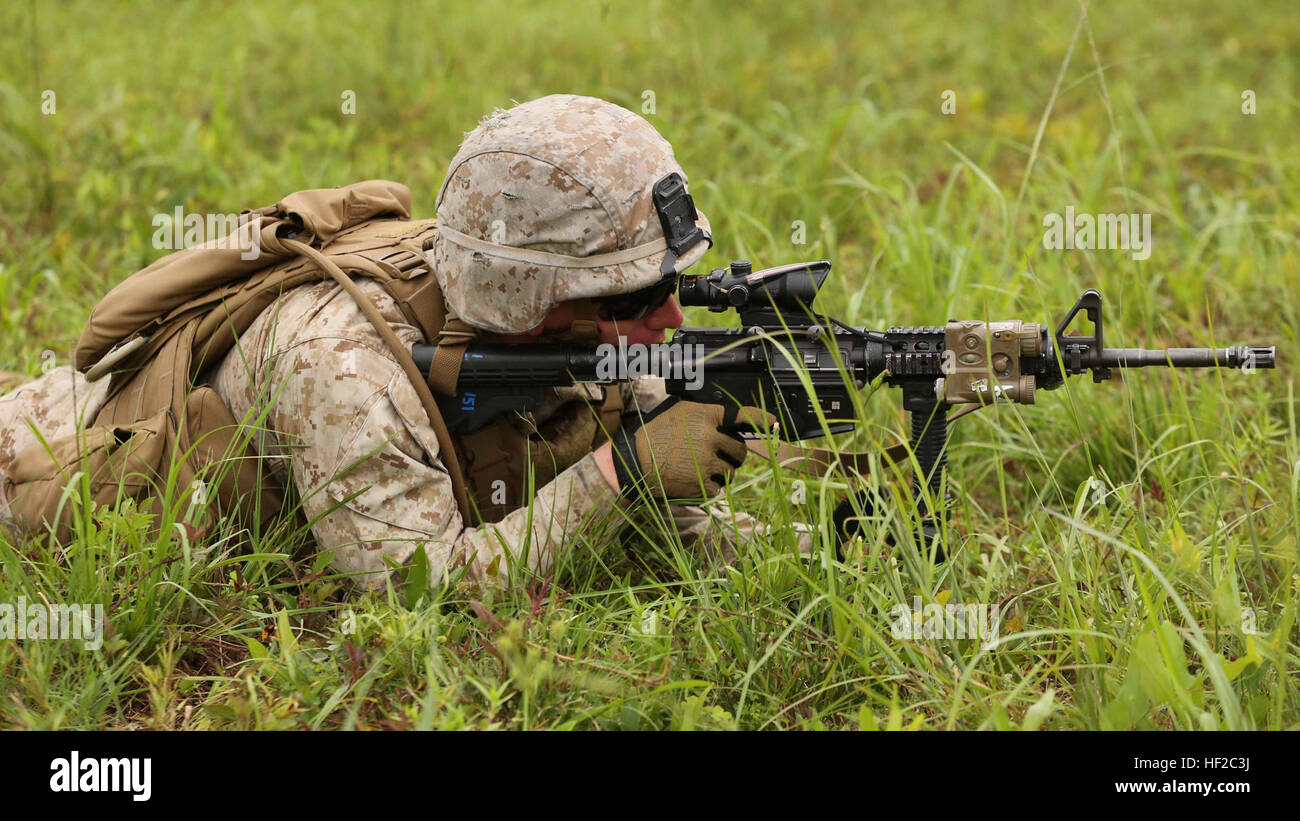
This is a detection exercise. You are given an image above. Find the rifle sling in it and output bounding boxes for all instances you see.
[744,439,907,477]
[742,402,983,478]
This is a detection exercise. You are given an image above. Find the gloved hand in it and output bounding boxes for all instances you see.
[832,486,885,550]
[831,486,949,561]
[610,397,776,500]
[832,488,873,545]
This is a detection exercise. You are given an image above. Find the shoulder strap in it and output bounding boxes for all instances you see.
[426,314,477,397]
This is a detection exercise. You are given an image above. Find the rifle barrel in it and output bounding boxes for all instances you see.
[1099,346,1275,369]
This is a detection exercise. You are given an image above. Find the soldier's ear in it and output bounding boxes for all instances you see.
[537,302,576,333]
[516,308,564,337]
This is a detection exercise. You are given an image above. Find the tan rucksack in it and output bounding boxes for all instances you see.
[5,180,471,542]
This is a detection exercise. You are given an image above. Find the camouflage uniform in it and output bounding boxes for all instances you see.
[0,289,809,587]
[0,94,812,589]
[0,366,111,509]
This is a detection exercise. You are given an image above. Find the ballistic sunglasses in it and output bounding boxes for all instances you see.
[595,276,679,321]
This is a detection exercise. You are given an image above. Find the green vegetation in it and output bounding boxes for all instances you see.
[0,0,1296,729]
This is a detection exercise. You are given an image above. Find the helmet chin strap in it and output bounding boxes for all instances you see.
[557,298,601,345]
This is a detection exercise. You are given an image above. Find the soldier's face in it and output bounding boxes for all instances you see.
[510,296,684,346]
[598,294,684,346]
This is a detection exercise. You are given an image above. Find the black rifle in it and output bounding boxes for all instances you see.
[413,260,1275,538]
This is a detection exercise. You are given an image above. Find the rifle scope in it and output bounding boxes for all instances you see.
[678,259,830,314]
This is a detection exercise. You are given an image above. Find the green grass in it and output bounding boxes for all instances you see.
[1,0,1297,729]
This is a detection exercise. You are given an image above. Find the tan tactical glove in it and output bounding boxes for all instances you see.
[611,397,777,500]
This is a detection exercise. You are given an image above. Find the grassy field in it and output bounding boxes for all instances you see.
[1,0,1297,730]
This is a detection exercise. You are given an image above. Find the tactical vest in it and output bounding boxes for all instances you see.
[4,181,618,542]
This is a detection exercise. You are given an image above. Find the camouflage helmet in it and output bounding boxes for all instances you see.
[430,94,712,335]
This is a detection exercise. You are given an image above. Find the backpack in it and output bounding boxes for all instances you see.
[5,181,472,541]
